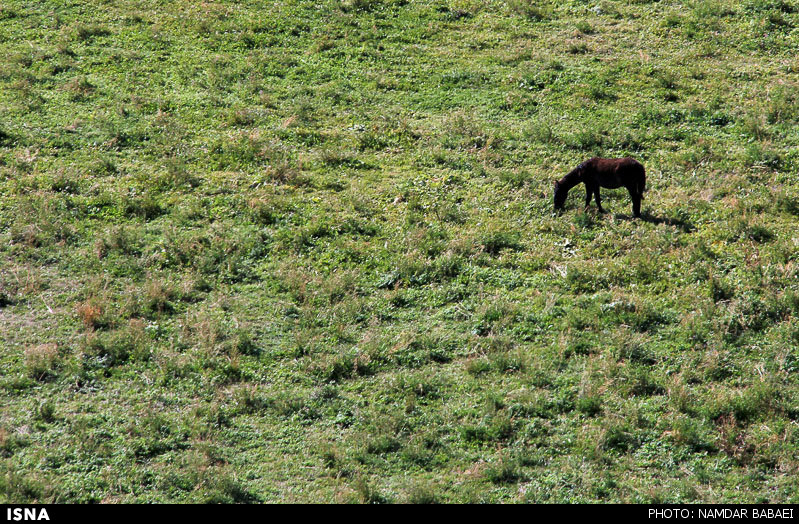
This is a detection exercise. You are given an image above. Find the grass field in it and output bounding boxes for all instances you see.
[1,0,799,503]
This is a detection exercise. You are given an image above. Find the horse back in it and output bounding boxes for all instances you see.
[590,157,644,190]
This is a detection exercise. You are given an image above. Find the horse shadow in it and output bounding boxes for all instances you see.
[613,210,694,232]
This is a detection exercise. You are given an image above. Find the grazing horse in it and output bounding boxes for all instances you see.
[553,157,646,217]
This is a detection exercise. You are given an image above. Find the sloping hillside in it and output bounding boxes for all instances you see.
[1,0,798,502]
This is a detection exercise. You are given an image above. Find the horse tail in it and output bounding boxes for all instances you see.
[637,164,646,198]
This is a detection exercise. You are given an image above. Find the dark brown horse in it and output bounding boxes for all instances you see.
[553,157,646,217]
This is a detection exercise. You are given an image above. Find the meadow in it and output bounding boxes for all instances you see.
[1,0,799,503]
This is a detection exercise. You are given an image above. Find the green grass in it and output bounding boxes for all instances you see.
[1,0,799,503]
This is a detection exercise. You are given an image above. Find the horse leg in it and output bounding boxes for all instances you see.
[627,186,641,217]
[584,184,592,211]
[594,189,606,213]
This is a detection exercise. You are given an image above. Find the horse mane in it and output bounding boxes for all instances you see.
[557,164,584,188]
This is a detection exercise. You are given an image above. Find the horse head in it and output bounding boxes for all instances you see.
[553,180,567,212]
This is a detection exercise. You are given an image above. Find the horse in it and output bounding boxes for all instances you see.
[553,157,646,218]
